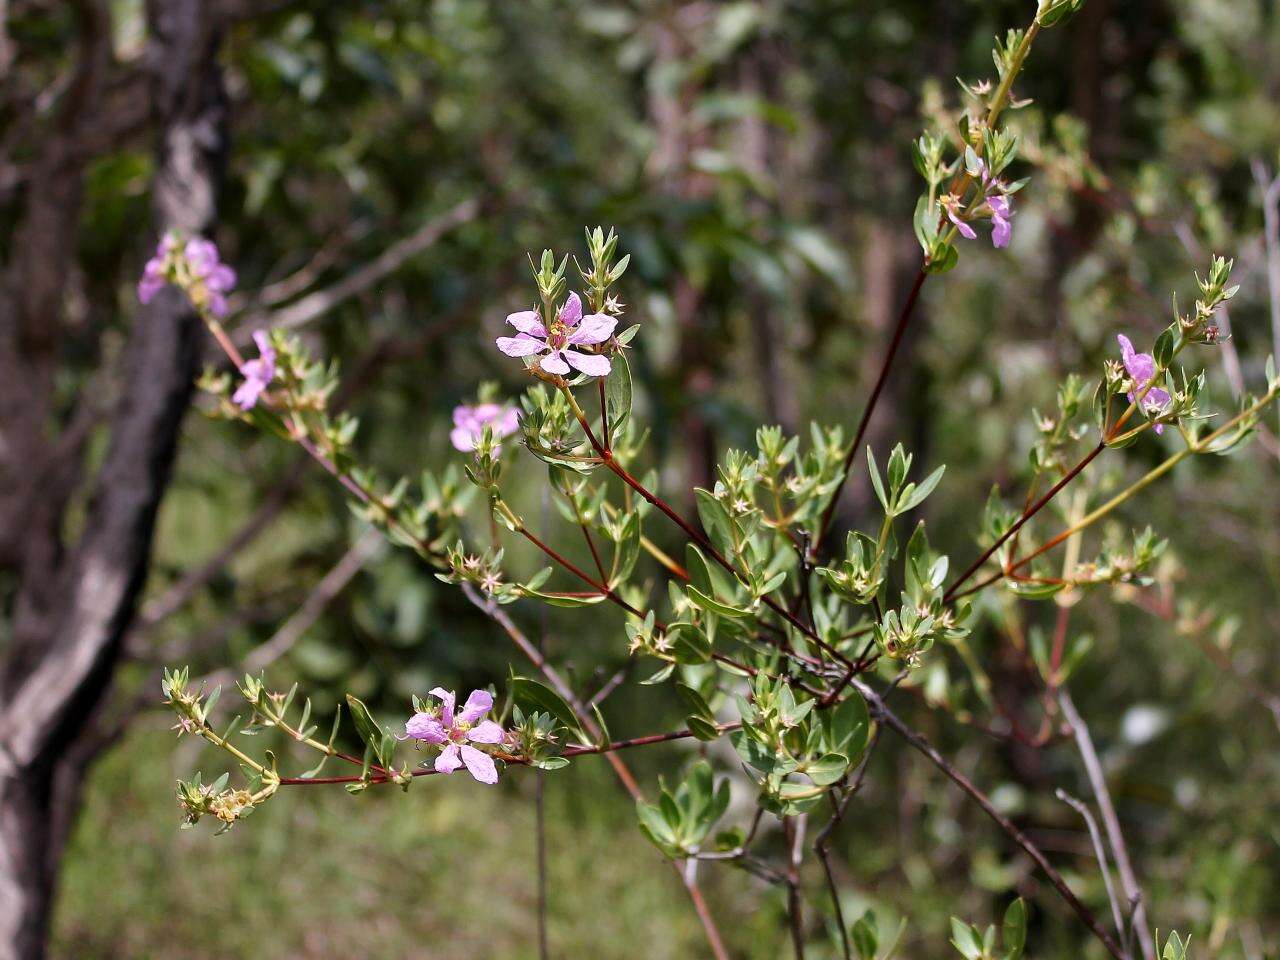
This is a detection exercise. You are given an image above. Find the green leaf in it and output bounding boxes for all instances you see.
[867,447,889,512]
[1002,898,1027,960]
[518,583,609,607]
[925,241,959,274]
[605,351,633,434]
[805,753,849,786]
[688,715,721,741]
[828,691,871,760]
[694,488,734,554]
[345,695,385,758]
[949,919,983,960]
[1007,579,1066,600]
[897,464,946,514]
[687,585,751,619]
[675,683,715,722]
[851,911,878,960]
[670,624,713,664]
[610,511,642,587]
[511,678,588,743]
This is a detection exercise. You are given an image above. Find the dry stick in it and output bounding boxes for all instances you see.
[1251,158,1280,364]
[813,728,883,960]
[1057,691,1155,960]
[459,583,731,960]
[134,452,309,630]
[536,486,551,960]
[233,197,480,340]
[1056,789,1129,955]
[850,678,1126,960]
[814,268,928,553]
[784,816,807,960]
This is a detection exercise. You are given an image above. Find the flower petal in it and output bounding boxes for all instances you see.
[991,216,1012,249]
[252,330,273,361]
[232,379,265,411]
[467,720,505,744]
[568,314,617,345]
[564,350,611,377]
[540,351,570,375]
[429,687,456,727]
[403,713,447,743]
[506,311,547,337]
[450,425,478,452]
[457,689,493,724]
[497,334,546,358]
[558,292,582,327]
[460,744,498,784]
[496,408,520,437]
[435,743,462,774]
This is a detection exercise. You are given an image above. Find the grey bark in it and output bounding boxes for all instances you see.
[0,3,225,956]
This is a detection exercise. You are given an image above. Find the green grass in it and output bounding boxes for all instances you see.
[51,718,788,959]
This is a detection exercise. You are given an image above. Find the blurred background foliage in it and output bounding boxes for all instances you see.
[10,0,1278,955]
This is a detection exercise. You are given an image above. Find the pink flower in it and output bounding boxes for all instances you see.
[945,203,978,241]
[1117,334,1171,434]
[402,687,505,784]
[451,403,520,452]
[989,195,1013,249]
[496,292,615,378]
[232,330,276,411]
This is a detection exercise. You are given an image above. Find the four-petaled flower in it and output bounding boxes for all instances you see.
[1117,334,1171,434]
[451,403,519,453]
[233,330,276,411]
[496,292,616,378]
[402,687,506,784]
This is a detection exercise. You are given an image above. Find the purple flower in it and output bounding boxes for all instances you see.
[402,687,505,785]
[136,233,237,318]
[1117,334,1171,434]
[232,330,276,411]
[451,403,520,453]
[989,195,1013,249]
[496,292,616,378]
[185,238,237,318]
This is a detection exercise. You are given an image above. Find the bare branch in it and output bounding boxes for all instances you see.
[234,198,480,342]
[201,529,383,690]
[1057,789,1129,956]
[1057,690,1155,960]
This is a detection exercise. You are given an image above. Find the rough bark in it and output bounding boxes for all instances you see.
[0,3,225,956]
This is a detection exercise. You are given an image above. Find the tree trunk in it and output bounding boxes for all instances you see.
[0,2,225,956]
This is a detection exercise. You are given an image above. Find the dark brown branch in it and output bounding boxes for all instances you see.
[814,267,927,553]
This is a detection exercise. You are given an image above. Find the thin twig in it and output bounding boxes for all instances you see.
[1057,690,1155,960]
[1056,789,1129,955]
